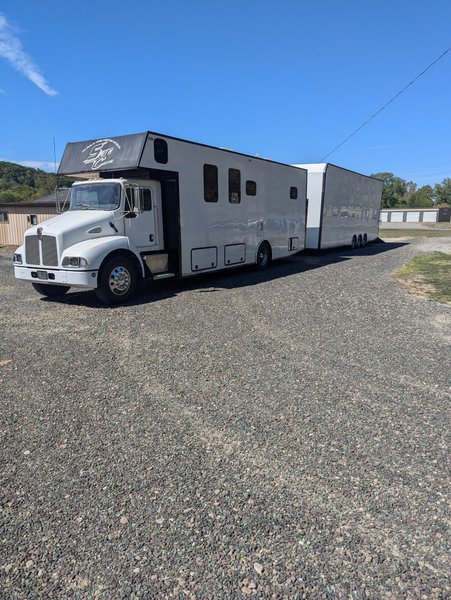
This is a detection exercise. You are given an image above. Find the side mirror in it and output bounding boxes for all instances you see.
[124,211,137,219]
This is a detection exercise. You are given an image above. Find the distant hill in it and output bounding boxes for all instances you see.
[0,161,75,204]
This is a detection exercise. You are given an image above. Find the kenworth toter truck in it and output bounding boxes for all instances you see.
[13,132,308,304]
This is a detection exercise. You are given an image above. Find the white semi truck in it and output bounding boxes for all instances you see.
[13,132,308,304]
[293,163,383,250]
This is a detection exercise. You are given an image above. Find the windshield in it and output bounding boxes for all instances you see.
[70,183,121,211]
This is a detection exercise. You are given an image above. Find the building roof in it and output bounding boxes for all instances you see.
[0,188,70,210]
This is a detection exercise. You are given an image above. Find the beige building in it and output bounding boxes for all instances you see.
[0,189,70,246]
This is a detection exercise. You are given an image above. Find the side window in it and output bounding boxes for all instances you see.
[290,186,298,200]
[125,187,134,211]
[29,215,38,225]
[203,164,218,202]
[141,188,152,211]
[154,138,168,164]
[0,212,8,223]
[246,180,257,196]
[229,168,241,203]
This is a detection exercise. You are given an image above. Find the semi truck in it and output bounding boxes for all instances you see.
[13,132,308,304]
[293,163,382,250]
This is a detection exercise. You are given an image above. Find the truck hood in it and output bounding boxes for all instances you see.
[25,210,122,256]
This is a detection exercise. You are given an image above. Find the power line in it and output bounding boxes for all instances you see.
[320,45,451,161]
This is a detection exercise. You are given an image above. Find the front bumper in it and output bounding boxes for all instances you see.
[14,266,98,289]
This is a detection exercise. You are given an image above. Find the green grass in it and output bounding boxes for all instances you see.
[381,229,451,239]
[395,252,451,304]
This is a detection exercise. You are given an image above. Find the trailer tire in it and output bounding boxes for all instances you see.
[32,283,70,297]
[95,255,138,305]
[362,233,367,247]
[351,235,357,250]
[256,242,272,269]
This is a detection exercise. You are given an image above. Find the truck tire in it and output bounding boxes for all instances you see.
[351,235,357,250]
[357,234,363,248]
[362,233,367,247]
[256,242,272,269]
[32,283,70,297]
[95,255,138,305]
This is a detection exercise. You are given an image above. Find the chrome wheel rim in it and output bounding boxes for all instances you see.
[109,266,131,295]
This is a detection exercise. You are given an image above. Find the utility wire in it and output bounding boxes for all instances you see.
[320,45,451,161]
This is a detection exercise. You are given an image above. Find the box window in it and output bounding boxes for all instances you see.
[290,186,298,200]
[154,138,168,164]
[203,164,218,203]
[0,212,8,223]
[246,180,257,196]
[229,169,241,203]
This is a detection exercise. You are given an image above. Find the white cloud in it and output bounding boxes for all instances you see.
[0,13,57,96]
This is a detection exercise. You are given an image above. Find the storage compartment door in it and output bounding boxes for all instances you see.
[224,244,246,266]
[191,247,217,271]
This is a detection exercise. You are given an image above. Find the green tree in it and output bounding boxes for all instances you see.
[433,178,451,205]
[370,172,408,208]
[409,185,434,207]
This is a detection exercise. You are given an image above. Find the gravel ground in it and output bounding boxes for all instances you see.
[1,239,450,599]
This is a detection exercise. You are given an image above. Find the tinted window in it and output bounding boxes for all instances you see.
[154,138,168,164]
[246,180,257,196]
[229,169,241,203]
[203,164,218,202]
[29,215,38,225]
[290,186,298,199]
[141,188,152,211]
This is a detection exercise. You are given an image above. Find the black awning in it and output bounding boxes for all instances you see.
[58,133,148,175]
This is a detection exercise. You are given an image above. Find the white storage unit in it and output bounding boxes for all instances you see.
[406,211,420,222]
[390,212,404,223]
[380,211,388,222]
[422,211,437,222]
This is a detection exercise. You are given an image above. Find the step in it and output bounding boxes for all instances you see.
[152,272,175,280]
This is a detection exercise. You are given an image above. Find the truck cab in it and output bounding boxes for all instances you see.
[13,177,167,304]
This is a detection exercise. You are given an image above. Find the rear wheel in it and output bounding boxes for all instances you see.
[32,283,70,297]
[357,234,363,248]
[95,255,138,305]
[351,235,357,250]
[362,233,367,247]
[256,242,271,269]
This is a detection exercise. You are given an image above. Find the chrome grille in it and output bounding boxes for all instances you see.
[42,235,58,266]
[25,235,40,265]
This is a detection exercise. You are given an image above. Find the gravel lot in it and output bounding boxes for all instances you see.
[1,239,450,599]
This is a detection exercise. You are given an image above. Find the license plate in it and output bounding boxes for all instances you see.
[37,270,48,280]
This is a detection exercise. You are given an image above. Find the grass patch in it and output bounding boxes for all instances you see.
[395,252,451,305]
[381,229,451,239]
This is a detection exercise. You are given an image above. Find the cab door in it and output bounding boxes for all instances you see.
[125,185,158,249]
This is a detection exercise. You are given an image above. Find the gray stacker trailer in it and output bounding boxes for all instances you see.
[13,132,307,304]
[293,163,383,250]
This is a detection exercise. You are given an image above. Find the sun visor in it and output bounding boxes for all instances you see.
[58,133,148,175]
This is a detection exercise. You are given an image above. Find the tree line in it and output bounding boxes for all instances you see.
[0,161,75,203]
[1,160,450,209]
[370,172,451,209]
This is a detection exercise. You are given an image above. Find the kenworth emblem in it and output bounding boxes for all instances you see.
[81,139,121,170]
[36,227,43,241]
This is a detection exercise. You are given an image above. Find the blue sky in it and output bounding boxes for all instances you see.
[0,0,450,186]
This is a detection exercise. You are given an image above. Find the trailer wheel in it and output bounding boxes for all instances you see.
[32,283,70,297]
[362,233,367,247]
[351,235,357,250]
[95,255,138,305]
[357,234,363,248]
[256,242,271,269]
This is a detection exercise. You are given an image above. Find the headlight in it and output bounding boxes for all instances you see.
[62,256,88,268]
[13,253,23,264]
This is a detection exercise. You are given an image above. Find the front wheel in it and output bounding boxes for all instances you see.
[32,283,70,297]
[256,242,272,269]
[95,255,138,305]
